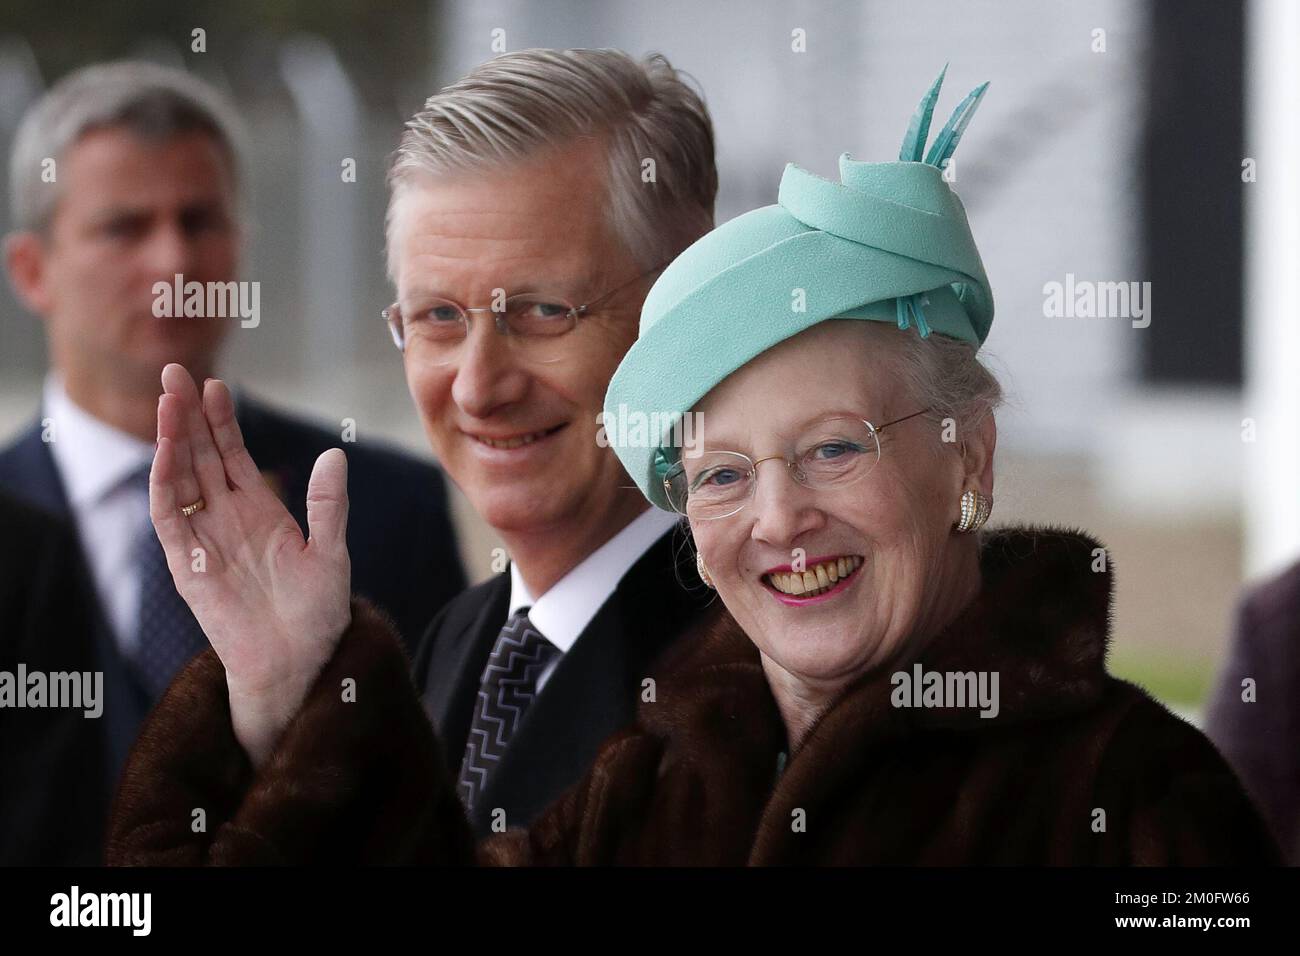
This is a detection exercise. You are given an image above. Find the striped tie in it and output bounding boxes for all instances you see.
[457,609,559,813]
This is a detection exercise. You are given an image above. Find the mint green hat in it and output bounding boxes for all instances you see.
[604,67,994,511]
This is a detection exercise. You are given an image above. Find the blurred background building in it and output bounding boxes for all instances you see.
[1,0,1297,717]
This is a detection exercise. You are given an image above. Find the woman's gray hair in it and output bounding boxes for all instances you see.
[386,48,717,276]
[877,322,1004,432]
[9,60,246,233]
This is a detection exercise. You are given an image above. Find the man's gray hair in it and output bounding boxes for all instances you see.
[9,60,246,232]
[387,48,717,276]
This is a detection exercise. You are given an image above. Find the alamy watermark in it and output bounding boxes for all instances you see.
[596,405,705,458]
[50,886,150,935]
[152,273,260,328]
[891,663,1000,719]
[1042,273,1151,328]
[0,665,102,718]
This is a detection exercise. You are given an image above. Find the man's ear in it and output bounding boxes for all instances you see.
[961,411,997,498]
[5,230,54,316]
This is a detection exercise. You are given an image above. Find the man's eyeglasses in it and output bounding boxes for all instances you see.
[382,263,666,365]
[663,409,932,520]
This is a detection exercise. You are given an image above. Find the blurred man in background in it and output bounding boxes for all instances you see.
[0,61,465,864]
[1206,562,1300,864]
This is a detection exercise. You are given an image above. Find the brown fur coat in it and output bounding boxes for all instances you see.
[106,527,1280,865]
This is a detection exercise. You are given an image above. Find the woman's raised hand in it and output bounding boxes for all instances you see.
[149,363,352,766]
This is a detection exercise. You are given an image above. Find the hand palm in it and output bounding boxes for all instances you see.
[177,473,346,692]
[150,364,351,752]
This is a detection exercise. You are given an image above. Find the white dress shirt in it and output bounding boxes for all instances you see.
[508,506,680,692]
[42,375,156,654]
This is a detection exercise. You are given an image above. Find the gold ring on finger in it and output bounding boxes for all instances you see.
[179,497,206,518]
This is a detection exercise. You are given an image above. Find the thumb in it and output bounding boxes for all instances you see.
[305,447,349,552]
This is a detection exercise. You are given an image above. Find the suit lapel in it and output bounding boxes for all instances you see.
[471,589,633,831]
[419,574,511,774]
[0,420,75,517]
[471,523,716,832]
[231,396,300,519]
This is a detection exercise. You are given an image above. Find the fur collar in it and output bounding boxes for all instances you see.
[640,525,1114,759]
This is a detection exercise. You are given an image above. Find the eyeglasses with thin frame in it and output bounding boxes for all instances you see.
[663,408,933,520]
[382,263,667,365]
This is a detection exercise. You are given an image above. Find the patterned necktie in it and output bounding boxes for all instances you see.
[129,466,211,700]
[457,609,560,813]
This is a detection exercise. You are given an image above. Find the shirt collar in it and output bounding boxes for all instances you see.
[507,506,681,653]
[42,374,156,507]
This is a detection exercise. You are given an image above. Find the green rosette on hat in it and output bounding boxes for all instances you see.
[605,66,995,511]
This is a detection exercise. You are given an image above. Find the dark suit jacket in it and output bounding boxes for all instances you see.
[412,520,718,837]
[0,391,466,865]
[1205,558,1300,864]
[0,491,106,865]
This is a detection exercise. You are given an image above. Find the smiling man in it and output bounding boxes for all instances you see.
[386,50,721,833]
[390,138,663,598]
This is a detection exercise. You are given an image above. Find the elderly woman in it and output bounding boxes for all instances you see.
[107,73,1277,865]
